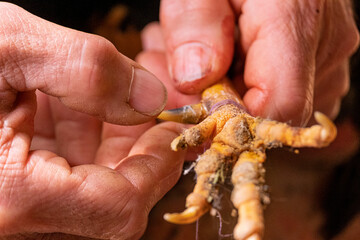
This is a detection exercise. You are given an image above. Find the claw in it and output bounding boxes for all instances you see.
[157,103,208,124]
[163,206,207,224]
[314,111,337,145]
[247,234,262,240]
[160,79,337,240]
[255,111,337,148]
[170,135,185,151]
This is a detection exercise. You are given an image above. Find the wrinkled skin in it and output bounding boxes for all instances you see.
[1,0,359,239]
[136,1,359,238]
[0,3,186,240]
[138,0,359,126]
[158,79,337,240]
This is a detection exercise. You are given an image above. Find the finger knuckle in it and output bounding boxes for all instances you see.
[75,36,118,95]
[0,3,42,91]
[108,194,148,239]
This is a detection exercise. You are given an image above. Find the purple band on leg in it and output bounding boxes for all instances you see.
[209,99,248,115]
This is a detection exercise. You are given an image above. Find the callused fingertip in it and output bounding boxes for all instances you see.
[128,67,167,117]
[171,42,213,90]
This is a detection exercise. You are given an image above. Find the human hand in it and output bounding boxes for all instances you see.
[0,3,186,239]
[141,0,359,126]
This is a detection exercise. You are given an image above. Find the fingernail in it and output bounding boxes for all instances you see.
[129,68,167,116]
[171,43,213,83]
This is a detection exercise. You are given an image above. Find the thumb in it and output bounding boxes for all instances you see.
[237,0,319,126]
[0,2,166,125]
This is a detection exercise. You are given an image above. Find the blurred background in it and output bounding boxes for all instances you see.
[5,1,360,239]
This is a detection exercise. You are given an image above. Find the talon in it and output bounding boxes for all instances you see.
[163,206,206,224]
[157,103,208,124]
[314,111,337,145]
[171,135,186,151]
[245,233,262,240]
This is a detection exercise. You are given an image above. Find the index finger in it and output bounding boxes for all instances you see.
[160,0,235,93]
